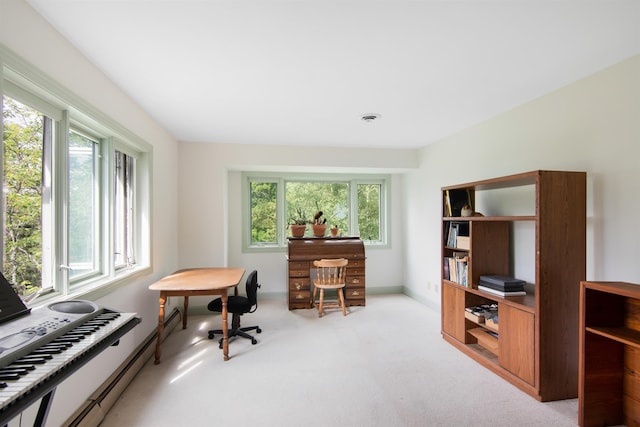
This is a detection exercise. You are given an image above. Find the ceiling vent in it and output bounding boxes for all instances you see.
[361,114,380,122]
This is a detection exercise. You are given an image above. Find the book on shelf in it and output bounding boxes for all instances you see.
[444,190,452,217]
[445,254,469,287]
[478,279,524,292]
[478,285,526,297]
[479,275,526,288]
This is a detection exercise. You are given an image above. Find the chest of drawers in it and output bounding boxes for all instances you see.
[287,237,366,310]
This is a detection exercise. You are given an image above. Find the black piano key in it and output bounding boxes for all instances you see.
[68,329,93,336]
[41,343,67,348]
[16,354,52,362]
[0,373,22,381]
[13,359,46,365]
[0,368,29,374]
[85,320,108,325]
[41,343,71,350]
[9,361,38,368]
[37,348,66,354]
[31,348,63,355]
[57,336,81,343]
[75,330,99,335]
[0,382,7,388]
[101,313,120,320]
[8,365,35,371]
[50,340,74,347]
[61,334,86,340]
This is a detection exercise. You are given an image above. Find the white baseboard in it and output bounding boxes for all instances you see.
[64,308,182,427]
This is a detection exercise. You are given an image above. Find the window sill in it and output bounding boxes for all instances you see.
[244,240,389,253]
[28,265,151,309]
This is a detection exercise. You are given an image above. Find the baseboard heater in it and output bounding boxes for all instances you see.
[65,308,182,427]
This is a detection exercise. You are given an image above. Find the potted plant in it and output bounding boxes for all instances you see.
[330,225,339,237]
[311,203,327,237]
[288,208,309,237]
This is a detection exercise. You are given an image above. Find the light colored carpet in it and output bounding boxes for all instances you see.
[100,294,578,427]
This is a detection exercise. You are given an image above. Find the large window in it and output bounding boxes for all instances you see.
[244,173,389,249]
[1,48,151,304]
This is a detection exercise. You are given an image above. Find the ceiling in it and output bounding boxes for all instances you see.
[27,0,640,149]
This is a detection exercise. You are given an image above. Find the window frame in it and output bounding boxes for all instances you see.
[242,172,390,252]
[1,45,152,307]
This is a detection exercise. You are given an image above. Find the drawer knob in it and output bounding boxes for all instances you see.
[296,294,305,300]
[352,291,360,296]
[295,283,302,290]
[351,278,360,284]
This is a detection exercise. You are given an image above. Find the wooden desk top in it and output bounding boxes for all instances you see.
[148,268,245,292]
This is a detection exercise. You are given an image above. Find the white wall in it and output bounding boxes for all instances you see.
[403,54,640,308]
[1,1,180,425]
[177,142,417,307]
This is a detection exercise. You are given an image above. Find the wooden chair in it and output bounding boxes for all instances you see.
[312,258,348,317]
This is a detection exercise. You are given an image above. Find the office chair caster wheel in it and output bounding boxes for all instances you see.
[218,341,223,349]
[251,338,257,345]
[208,331,214,339]
[257,327,262,333]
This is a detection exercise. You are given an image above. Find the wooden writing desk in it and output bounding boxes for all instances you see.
[287,237,365,310]
[148,267,245,363]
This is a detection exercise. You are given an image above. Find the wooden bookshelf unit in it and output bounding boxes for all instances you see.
[579,281,640,427]
[441,170,586,401]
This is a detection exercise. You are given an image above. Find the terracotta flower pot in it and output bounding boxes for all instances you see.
[290,224,306,237]
[330,227,339,237]
[312,224,327,237]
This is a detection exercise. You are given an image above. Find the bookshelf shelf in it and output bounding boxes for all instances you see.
[441,170,586,402]
[585,326,640,348]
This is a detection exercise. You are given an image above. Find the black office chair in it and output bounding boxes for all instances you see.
[207,270,262,348]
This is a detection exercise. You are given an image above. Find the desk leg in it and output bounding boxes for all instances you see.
[183,296,189,329]
[154,292,167,365]
[221,290,229,361]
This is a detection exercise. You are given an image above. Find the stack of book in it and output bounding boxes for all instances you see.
[478,275,526,297]
[444,253,469,287]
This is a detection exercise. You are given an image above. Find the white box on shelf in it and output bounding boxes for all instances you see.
[456,236,470,250]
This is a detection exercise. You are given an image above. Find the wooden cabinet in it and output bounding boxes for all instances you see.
[442,284,465,342]
[579,281,640,427]
[287,237,365,310]
[499,304,535,386]
[441,170,586,401]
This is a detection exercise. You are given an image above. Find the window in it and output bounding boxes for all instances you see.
[250,180,277,245]
[244,173,389,250]
[68,130,99,280]
[114,150,135,270]
[1,47,151,304]
[2,97,50,298]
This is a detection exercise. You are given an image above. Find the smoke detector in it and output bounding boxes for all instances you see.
[361,113,380,122]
